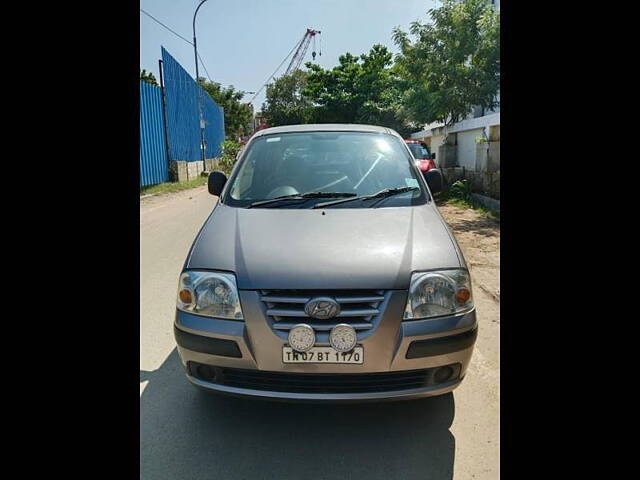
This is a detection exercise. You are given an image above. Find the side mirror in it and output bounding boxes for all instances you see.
[208,170,228,196]
[430,152,436,160]
[424,168,443,194]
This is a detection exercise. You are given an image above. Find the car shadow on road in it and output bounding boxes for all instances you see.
[446,216,500,238]
[141,349,456,480]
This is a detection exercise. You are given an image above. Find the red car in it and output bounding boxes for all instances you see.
[405,139,436,173]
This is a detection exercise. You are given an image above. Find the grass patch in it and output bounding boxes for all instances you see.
[140,175,208,197]
[438,180,500,221]
[442,195,500,221]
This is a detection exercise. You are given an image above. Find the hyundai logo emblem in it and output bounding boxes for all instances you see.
[304,297,340,320]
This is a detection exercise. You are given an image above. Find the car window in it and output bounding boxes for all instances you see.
[229,154,255,199]
[407,143,430,159]
[225,131,426,208]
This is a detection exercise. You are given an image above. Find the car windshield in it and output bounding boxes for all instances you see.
[407,143,430,159]
[225,131,427,208]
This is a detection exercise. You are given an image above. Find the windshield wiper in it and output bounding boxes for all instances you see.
[311,187,419,209]
[247,191,356,208]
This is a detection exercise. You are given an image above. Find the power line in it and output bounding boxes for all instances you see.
[141,8,305,104]
[140,8,193,46]
[197,52,212,82]
[247,32,306,105]
[140,8,242,93]
[141,8,213,81]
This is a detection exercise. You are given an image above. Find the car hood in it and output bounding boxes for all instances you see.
[187,203,463,290]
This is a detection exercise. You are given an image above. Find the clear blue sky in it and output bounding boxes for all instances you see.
[140,0,438,110]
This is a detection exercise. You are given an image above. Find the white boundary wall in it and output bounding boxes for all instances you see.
[410,113,500,169]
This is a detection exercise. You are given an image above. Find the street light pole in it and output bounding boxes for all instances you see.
[193,0,209,170]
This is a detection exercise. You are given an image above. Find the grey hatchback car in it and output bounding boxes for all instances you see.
[174,124,477,402]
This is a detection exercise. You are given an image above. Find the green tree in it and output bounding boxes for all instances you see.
[140,69,158,86]
[219,140,242,175]
[392,0,500,126]
[197,78,253,140]
[262,70,314,126]
[303,45,414,136]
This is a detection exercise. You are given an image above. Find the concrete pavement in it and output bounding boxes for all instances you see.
[140,187,499,480]
[140,186,216,395]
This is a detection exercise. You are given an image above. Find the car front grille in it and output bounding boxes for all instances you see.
[260,289,387,336]
[189,365,461,394]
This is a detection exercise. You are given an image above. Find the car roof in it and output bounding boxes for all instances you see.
[252,123,398,138]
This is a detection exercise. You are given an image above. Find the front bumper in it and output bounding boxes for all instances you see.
[174,290,477,402]
[187,372,464,403]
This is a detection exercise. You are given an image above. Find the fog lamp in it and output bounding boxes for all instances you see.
[434,366,454,384]
[288,324,315,352]
[329,324,357,352]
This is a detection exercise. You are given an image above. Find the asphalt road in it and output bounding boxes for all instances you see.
[140,186,500,480]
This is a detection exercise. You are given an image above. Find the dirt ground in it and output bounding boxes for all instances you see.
[437,200,500,479]
[439,202,500,306]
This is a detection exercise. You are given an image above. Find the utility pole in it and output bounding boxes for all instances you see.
[193,0,209,170]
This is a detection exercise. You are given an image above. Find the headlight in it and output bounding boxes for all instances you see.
[404,269,473,320]
[176,271,243,320]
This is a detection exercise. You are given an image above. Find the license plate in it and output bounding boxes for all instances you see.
[282,346,364,364]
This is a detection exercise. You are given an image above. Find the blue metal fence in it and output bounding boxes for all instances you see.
[140,81,169,187]
[161,47,225,161]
